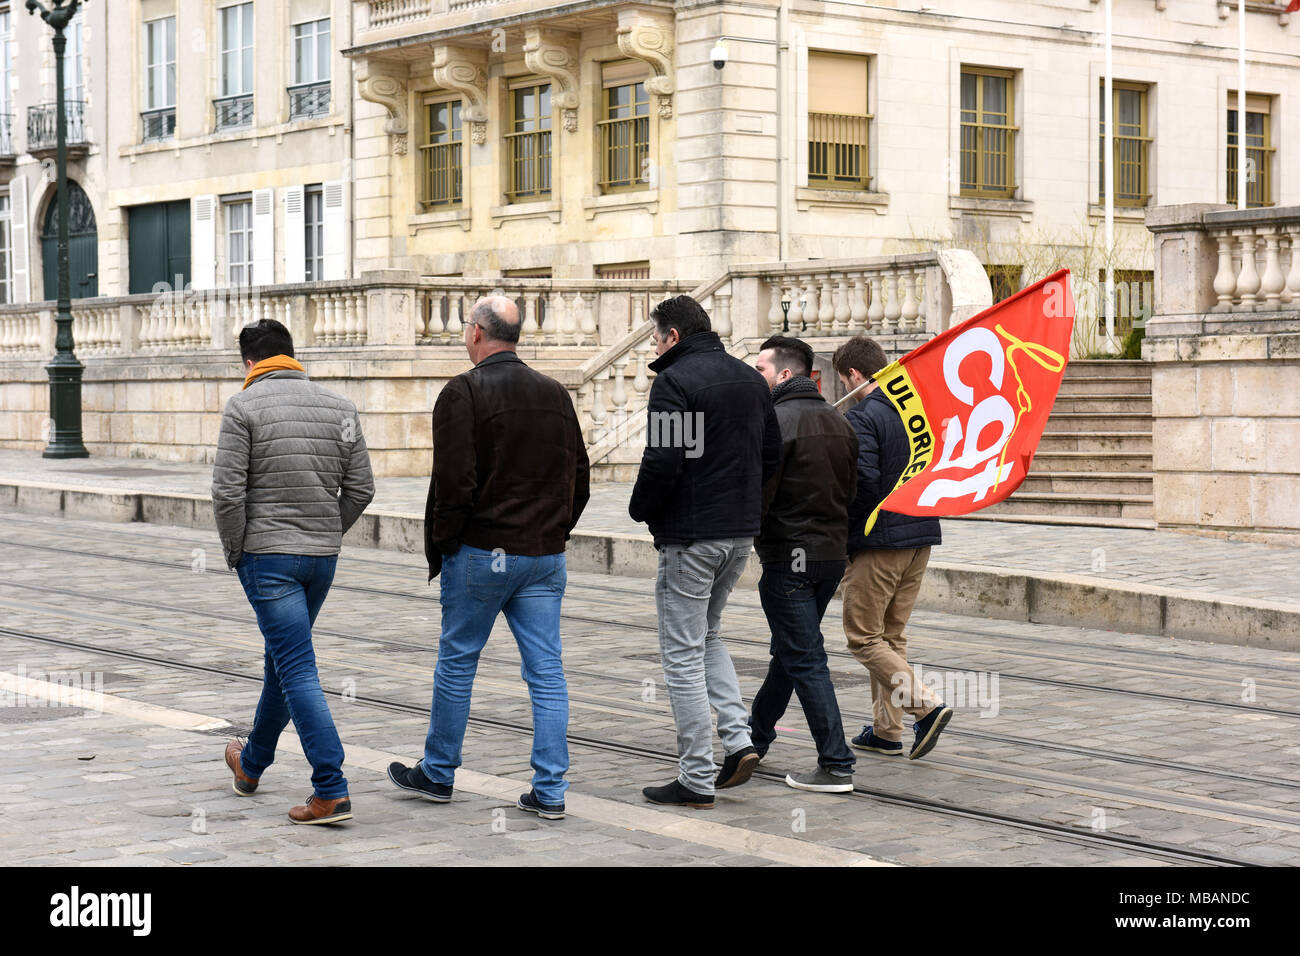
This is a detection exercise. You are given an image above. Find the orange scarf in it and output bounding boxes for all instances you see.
[243,355,306,390]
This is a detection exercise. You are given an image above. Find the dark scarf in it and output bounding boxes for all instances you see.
[771,375,821,402]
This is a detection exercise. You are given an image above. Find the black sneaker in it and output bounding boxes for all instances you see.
[716,746,760,789]
[785,767,854,793]
[910,705,953,760]
[517,789,565,821]
[387,761,452,802]
[642,780,714,809]
[851,725,903,756]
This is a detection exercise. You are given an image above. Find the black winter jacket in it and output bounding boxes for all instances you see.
[756,385,859,565]
[628,332,781,545]
[845,387,942,552]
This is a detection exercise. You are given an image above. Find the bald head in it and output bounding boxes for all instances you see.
[470,296,521,345]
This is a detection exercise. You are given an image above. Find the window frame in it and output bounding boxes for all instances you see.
[292,18,331,86]
[219,2,254,99]
[1098,81,1151,208]
[598,80,651,193]
[304,184,324,282]
[959,66,1019,199]
[223,194,253,287]
[0,193,11,305]
[1226,96,1275,208]
[505,81,553,204]
[421,96,464,209]
[806,51,872,191]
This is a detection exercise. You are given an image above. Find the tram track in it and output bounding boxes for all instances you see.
[0,621,1263,868]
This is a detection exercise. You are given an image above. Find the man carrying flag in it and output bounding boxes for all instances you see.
[833,336,952,761]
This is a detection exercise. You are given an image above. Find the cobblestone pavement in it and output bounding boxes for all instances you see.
[2,514,1300,866]
[1,448,1297,607]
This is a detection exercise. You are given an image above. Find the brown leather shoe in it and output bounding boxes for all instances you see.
[289,794,353,825]
[225,739,259,796]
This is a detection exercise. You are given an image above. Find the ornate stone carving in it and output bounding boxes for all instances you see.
[617,9,674,119]
[522,28,581,132]
[432,45,490,145]
[357,60,409,155]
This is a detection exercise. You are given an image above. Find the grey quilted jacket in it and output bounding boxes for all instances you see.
[211,369,375,569]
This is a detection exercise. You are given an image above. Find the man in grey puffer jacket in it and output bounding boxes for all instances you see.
[212,318,374,825]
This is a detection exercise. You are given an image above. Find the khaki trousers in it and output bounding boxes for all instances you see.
[842,546,939,742]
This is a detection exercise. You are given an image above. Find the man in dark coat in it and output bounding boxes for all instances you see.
[834,336,953,761]
[749,335,858,793]
[629,295,781,808]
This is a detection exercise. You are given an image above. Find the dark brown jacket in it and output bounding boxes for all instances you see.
[424,352,589,577]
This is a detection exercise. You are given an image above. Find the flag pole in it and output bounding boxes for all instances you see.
[1103,0,1116,354]
[833,378,873,409]
[1237,0,1246,211]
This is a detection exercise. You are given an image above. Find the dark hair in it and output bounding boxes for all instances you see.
[759,335,814,378]
[470,299,521,345]
[832,336,888,380]
[651,295,711,342]
[239,319,295,364]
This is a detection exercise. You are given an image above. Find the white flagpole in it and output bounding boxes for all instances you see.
[833,378,873,409]
[1237,0,1247,211]
[1104,0,1116,354]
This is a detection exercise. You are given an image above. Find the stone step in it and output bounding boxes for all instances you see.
[951,511,1156,530]
[1031,451,1152,473]
[1019,471,1153,496]
[592,462,641,482]
[1049,394,1152,415]
[1043,412,1153,433]
[1063,360,1153,378]
[1038,432,1152,453]
[984,491,1154,520]
[1057,377,1152,397]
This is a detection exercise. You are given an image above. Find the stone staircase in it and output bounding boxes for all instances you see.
[977,359,1154,526]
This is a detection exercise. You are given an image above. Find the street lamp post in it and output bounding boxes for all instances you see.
[28,0,88,459]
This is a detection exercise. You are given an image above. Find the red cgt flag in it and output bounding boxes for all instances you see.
[1290,1,1300,13]
[862,270,1075,535]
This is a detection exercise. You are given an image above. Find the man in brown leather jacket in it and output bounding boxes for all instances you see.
[387,296,589,821]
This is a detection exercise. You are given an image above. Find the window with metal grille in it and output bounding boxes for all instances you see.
[808,52,871,190]
[1096,269,1152,338]
[961,68,1018,198]
[506,83,551,202]
[599,81,649,191]
[143,17,176,142]
[1227,95,1274,208]
[422,99,463,207]
[290,18,330,119]
[1098,82,1150,207]
[224,196,253,286]
[304,184,324,281]
[596,261,650,280]
[985,264,1021,304]
[217,2,253,131]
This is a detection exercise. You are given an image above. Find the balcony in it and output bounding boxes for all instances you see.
[0,113,13,164]
[289,82,331,120]
[26,101,88,160]
[141,107,176,143]
[214,94,253,132]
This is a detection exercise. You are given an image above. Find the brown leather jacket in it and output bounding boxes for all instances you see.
[424,352,590,577]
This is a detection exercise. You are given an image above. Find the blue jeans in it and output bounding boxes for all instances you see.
[749,560,855,775]
[236,553,348,799]
[420,545,570,804]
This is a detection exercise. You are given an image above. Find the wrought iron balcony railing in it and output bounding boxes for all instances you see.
[289,82,331,120]
[214,93,254,131]
[141,107,176,143]
[27,101,87,152]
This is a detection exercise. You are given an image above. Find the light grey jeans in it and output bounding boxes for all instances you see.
[655,538,754,795]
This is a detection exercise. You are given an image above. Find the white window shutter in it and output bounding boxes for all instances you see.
[192,194,216,290]
[282,186,305,284]
[10,175,29,304]
[322,179,347,281]
[252,187,275,286]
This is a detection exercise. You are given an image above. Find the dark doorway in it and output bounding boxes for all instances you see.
[128,200,191,294]
[40,180,99,300]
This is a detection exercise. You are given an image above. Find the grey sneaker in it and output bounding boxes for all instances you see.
[784,767,854,793]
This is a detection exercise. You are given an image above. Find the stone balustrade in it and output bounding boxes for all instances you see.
[366,0,434,30]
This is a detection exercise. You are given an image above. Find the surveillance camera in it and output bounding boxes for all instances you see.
[710,41,728,70]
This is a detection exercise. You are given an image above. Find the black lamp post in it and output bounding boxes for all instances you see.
[780,296,791,333]
[28,0,88,459]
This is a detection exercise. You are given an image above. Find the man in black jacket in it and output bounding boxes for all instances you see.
[629,295,781,808]
[749,336,858,793]
[834,336,953,761]
[388,296,589,821]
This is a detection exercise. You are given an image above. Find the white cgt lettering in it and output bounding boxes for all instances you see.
[918,458,1016,508]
